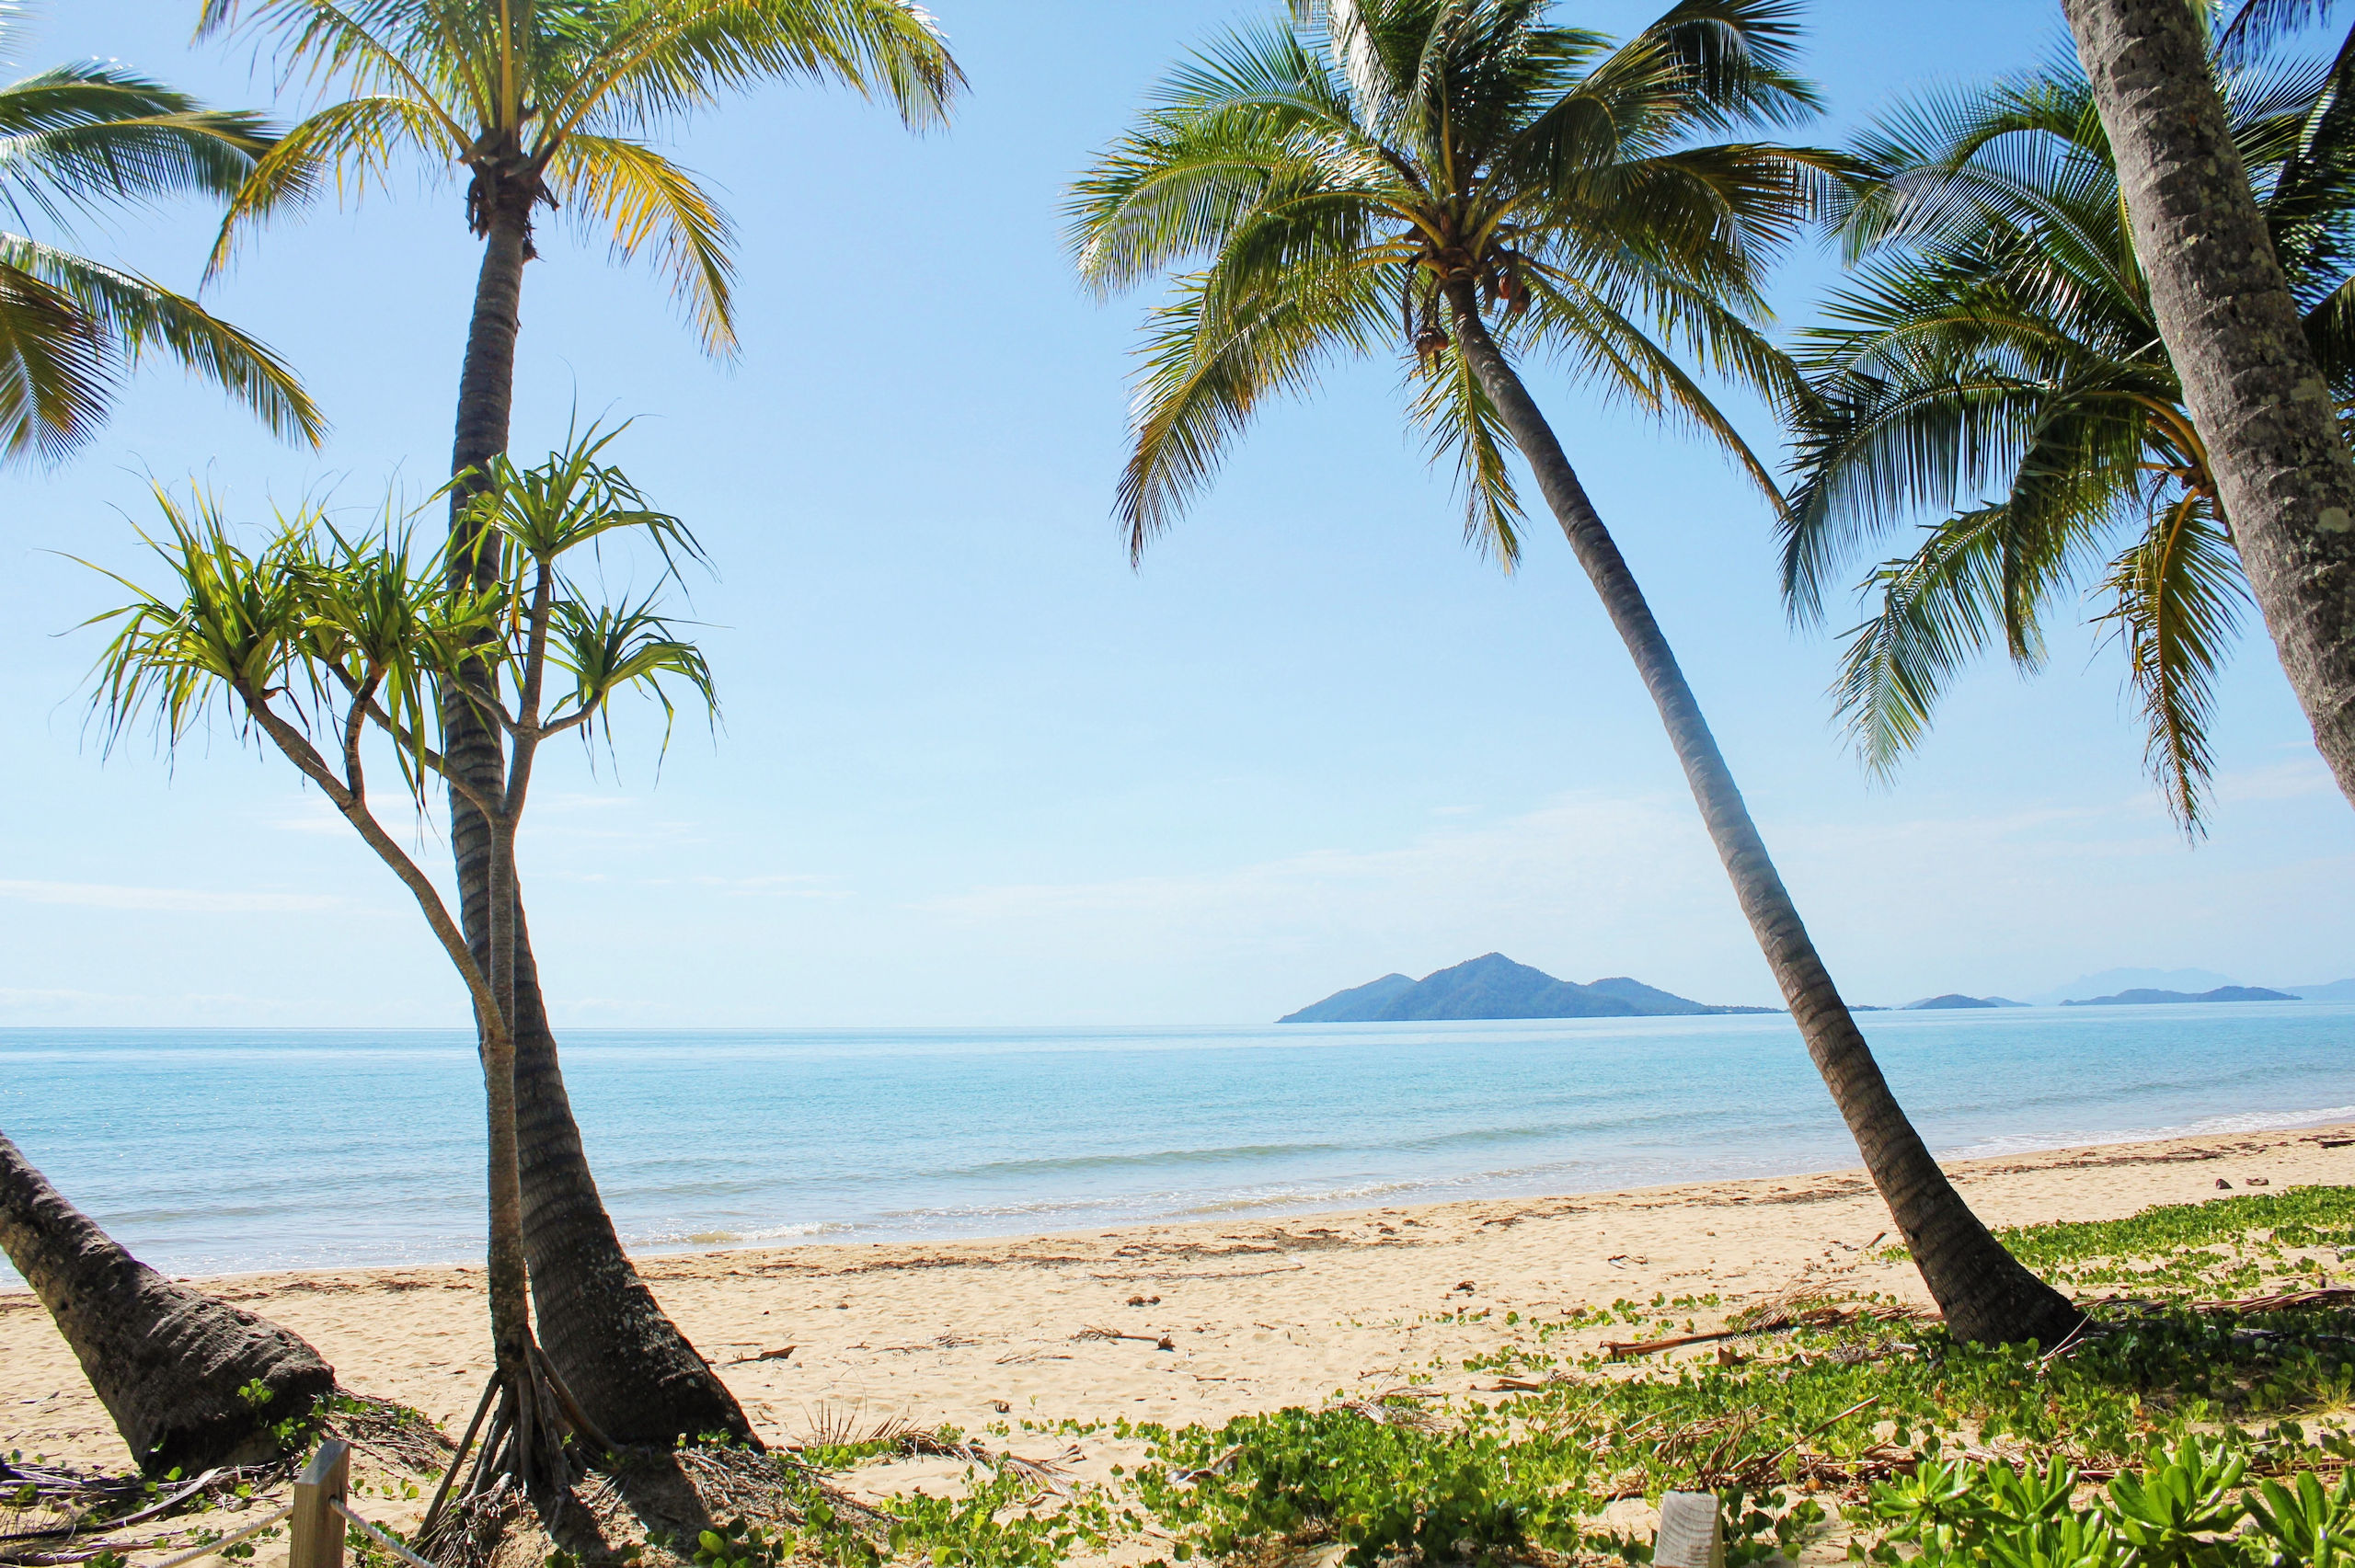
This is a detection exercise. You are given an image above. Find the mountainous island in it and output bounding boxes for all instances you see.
[2062,985,2297,1007]
[1902,994,2028,1010]
[1280,953,1777,1023]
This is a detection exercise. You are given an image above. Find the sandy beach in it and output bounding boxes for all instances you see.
[6,1121,2351,1539]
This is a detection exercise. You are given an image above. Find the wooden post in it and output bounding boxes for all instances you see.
[1654,1491,1723,1568]
[290,1439,350,1568]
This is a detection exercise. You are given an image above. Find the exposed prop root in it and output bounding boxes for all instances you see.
[417,1344,604,1551]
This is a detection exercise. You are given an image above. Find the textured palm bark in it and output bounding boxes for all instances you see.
[0,1132,336,1474]
[2062,0,2355,809]
[443,196,755,1446]
[1442,282,2080,1346]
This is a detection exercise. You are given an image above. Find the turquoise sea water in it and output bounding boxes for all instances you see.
[5,1002,2355,1284]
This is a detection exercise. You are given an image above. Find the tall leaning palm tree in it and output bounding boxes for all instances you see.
[2058,0,2355,813]
[1781,36,2355,830]
[193,0,962,1445]
[0,5,318,464]
[1071,0,2077,1345]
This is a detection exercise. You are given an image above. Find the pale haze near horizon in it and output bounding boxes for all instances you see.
[3,0,2349,1029]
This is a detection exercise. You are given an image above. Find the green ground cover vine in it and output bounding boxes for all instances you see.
[747,1189,2355,1568]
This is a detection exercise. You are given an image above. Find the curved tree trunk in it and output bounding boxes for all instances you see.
[1442,281,2079,1346]
[2061,0,2355,811]
[443,196,756,1447]
[0,1132,336,1474]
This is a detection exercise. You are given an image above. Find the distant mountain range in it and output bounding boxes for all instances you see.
[2062,985,2297,1007]
[1280,954,1776,1023]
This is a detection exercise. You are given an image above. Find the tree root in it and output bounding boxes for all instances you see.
[418,1344,611,1551]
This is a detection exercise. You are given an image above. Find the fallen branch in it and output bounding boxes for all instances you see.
[1075,1324,1175,1349]
[2196,1287,2355,1314]
[1603,1303,1924,1359]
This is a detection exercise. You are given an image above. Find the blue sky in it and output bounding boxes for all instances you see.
[4,0,2350,1028]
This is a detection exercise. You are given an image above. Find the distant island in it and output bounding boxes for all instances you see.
[1280,953,1778,1023]
[2062,985,2297,1007]
[1902,994,2029,1011]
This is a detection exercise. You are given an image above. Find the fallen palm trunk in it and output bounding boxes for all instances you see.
[0,1133,336,1475]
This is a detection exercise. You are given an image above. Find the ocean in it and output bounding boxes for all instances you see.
[5,1002,2353,1285]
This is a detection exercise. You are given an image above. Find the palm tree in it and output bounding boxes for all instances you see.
[1069,0,2077,1345]
[1,1129,336,1475]
[192,0,962,1444]
[1780,35,2355,830]
[84,432,716,1511]
[2056,0,2355,812]
[0,6,319,464]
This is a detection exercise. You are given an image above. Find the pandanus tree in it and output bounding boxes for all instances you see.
[190,0,960,1443]
[1069,0,2077,1345]
[1781,34,2355,830]
[0,5,318,463]
[0,1129,336,1475]
[83,430,717,1514]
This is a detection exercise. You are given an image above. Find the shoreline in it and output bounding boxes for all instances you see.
[7,1120,2352,1482]
[12,1099,2355,1289]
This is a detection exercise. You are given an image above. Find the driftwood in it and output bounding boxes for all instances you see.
[1074,1324,1175,1350]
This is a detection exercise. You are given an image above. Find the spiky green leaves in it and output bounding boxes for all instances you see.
[1070,0,1832,567]
[82,427,717,808]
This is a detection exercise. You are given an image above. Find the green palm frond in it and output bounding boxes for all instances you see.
[1832,505,2014,779]
[2098,496,2249,830]
[201,0,960,350]
[0,29,313,465]
[205,94,458,278]
[549,135,736,354]
[1,236,323,462]
[1074,0,1827,568]
[1782,13,2352,827]
[545,596,715,758]
[80,488,314,752]
[1408,333,1527,561]
[1119,258,1391,560]
[0,60,273,232]
[0,248,104,463]
[543,0,962,141]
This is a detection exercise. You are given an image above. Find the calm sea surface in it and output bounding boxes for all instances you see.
[5,1003,2354,1284]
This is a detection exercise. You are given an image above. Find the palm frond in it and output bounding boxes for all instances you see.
[0,61,272,233]
[1831,505,2014,778]
[550,135,737,356]
[206,93,456,278]
[1408,329,1528,561]
[2097,495,2249,832]
[0,247,105,464]
[1118,258,1388,561]
[1,236,323,464]
[546,0,962,142]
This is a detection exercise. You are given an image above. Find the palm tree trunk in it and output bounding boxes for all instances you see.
[507,908,757,1443]
[1442,280,2078,1346]
[0,1131,337,1474]
[2061,0,2355,811]
[442,195,756,1446]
